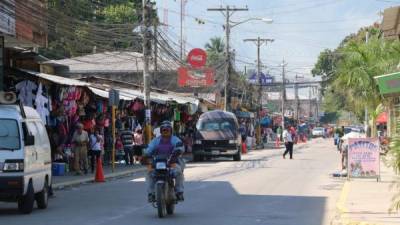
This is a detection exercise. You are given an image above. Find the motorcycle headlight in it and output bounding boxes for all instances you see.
[3,160,24,172]
[229,140,238,144]
[156,162,167,170]
[195,140,202,145]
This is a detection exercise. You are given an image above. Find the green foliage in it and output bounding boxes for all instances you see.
[205,37,225,66]
[40,0,145,59]
[313,25,400,121]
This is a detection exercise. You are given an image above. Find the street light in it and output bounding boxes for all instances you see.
[231,17,273,28]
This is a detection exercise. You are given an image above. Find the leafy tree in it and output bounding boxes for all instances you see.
[40,0,146,59]
[205,37,225,66]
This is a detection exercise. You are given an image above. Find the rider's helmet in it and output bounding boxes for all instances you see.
[160,121,173,136]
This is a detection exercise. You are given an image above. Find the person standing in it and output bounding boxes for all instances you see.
[120,124,134,165]
[133,126,144,164]
[72,123,89,175]
[89,128,103,173]
[283,126,294,159]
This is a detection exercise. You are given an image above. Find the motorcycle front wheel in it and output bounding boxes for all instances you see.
[156,183,167,218]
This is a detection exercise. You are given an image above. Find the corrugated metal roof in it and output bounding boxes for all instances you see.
[21,69,198,106]
[20,69,90,86]
[41,51,180,73]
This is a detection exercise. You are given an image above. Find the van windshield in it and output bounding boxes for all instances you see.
[0,119,21,150]
[197,119,236,132]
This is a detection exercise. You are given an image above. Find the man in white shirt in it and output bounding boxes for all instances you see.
[282,126,294,159]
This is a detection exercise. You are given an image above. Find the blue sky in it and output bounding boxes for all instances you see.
[155,0,398,83]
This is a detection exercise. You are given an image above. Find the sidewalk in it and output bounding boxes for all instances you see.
[333,160,400,225]
[52,163,146,189]
[52,154,194,190]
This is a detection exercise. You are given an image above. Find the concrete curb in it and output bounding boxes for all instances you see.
[53,167,147,190]
[52,157,193,190]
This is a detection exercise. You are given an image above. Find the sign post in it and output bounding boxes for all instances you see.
[109,89,119,173]
[348,138,380,182]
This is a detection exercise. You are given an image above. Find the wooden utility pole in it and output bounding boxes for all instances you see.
[143,0,152,143]
[208,6,248,111]
[243,37,274,111]
[244,37,273,145]
[281,59,287,129]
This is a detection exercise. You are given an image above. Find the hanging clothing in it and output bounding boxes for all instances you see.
[16,80,37,107]
[34,83,50,125]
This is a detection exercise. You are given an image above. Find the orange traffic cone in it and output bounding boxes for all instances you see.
[242,142,247,154]
[95,157,105,182]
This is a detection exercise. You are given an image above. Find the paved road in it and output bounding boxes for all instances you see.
[0,139,343,225]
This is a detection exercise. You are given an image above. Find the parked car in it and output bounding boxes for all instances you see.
[0,104,52,214]
[192,110,241,162]
[312,127,325,137]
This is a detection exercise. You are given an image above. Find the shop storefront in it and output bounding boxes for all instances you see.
[375,71,400,138]
[4,68,201,171]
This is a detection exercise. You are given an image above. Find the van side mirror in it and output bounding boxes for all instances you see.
[25,134,35,146]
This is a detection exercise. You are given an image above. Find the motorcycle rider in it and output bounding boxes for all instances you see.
[144,121,185,203]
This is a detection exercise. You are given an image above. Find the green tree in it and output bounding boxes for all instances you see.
[205,37,225,66]
[40,0,145,59]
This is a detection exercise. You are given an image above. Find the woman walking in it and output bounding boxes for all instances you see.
[283,126,294,159]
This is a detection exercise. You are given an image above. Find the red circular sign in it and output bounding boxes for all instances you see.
[187,48,207,68]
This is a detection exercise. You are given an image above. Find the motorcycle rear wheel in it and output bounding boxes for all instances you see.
[156,183,167,218]
[166,202,175,215]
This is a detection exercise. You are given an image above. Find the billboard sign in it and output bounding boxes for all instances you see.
[177,67,215,87]
[248,72,273,85]
[348,138,380,179]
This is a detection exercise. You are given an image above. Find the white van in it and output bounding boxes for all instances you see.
[0,104,51,214]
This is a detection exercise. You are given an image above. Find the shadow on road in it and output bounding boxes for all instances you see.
[0,178,327,225]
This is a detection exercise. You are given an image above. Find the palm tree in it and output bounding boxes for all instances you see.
[205,37,225,66]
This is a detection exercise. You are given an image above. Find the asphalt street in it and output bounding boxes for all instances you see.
[0,138,344,225]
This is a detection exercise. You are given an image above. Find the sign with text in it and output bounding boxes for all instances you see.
[177,67,215,87]
[348,138,380,179]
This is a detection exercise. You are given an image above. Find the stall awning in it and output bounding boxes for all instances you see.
[20,69,199,106]
[375,72,400,96]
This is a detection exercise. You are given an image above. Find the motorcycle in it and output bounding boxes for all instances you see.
[151,155,178,218]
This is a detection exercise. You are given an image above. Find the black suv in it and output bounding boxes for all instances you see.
[192,110,241,161]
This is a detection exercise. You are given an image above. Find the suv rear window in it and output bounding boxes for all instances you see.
[0,119,21,150]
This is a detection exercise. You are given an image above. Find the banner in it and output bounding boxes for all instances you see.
[348,138,380,179]
[177,67,215,87]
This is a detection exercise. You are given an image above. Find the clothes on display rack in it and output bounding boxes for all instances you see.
[35,83,51,125]
[16,80,37,107]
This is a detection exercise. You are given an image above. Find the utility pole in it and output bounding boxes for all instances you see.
[180,0,187,60]
[244,37,273,146]
[243,37,274,111]
[365,31,369,136]
[309,86,312,121]
[208,6,248,111]
[281,59,287,129]
[153,22,158,85]
[143,0,152,143]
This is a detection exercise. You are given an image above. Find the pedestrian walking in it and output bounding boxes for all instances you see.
[89,128,103,173]
[120,124,134,165]
[72,123,89,175]
[283,126,294,159]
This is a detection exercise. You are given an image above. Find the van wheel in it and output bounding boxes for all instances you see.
[233,150,241,161]
[36,180,49,209]
[18,181,35,214]
[193,154,203,162]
